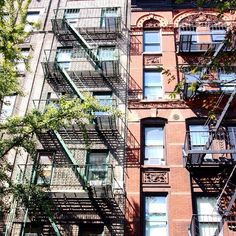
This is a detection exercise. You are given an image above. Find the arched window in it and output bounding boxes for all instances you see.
[143,19,161,52]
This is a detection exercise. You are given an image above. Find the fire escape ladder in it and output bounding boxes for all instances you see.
[213,88,236,132]
[52,130,87,186]
[57,65,85,100]
[64,21,103,71]
[213,165,236,236]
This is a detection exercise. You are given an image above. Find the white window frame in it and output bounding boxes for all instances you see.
[196,196,222,236]
[97,47,117,61]
[64,8,80,26]
[101,7,118,28]
[144,127,165,165]
[143,71,163,100]
[145,195,168,236]
[56,48,72,70]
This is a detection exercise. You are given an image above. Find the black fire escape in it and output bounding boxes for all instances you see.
[178,20,236,236]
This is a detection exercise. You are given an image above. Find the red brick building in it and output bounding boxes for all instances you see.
[126,1,236,235]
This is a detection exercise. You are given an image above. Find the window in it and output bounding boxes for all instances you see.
[64,8,80,26]
[189,125,212,161]
[101,7,118,29]
[145,196,168,236]
[86,151,108,186]
[98,47,117,61]
[143,71,162,100]
[93,92,113,116]
[210,26,226,42]
[143,31,161,52]
[144,127,164,165]
[196,196,222,236]
[184,71,201,83]
[0,95,16,122]
[16,48,30,73]
[36,154,53,185]
[56,48,72,69]
[219,71,236,91]
[25,11,40,32]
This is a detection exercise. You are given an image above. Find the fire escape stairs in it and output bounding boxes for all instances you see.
[213,165,236,236]
[64,20,103,71]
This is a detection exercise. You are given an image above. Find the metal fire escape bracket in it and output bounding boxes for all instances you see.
[58,66,85,101]
[64,21,103,71]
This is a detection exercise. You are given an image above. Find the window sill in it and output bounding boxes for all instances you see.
[141,165,170,170]
[143,52,162,55]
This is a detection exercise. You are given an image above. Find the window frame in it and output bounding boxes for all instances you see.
[86,150,109,186]
[141,118,167,166]
[143,70,163,100]
[143,30,161,53]
[25,11,40,32]
[194,195,222,236]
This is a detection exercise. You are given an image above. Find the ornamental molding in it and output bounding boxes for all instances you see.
[173,11,230,27]
[142,169,169,184]
[128,100,189,109]
[144,55,161,67]
[134,13,168,28]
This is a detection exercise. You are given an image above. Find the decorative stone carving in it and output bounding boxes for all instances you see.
[143,18,160,28]
[143,170,169,184]
[144,55,161,66]
[174,11,229,27]
[128,100,189,109]
[135,13,168,28]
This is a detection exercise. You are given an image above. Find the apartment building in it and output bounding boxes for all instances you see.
[1,0,236,235]
[2,0,129,235]
[126,0,236,235]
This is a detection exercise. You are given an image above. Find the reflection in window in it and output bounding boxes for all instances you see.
[145,196,168,236]
[143,31,161,52]
[144,71,162,100]
[16,48,30,73]
[219,71,236,91]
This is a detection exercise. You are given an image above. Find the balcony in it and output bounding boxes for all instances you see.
[177,30,228,53]
[183,129,236,167]
[51,7,122,43]
[42,48,121,95]
[189,214,236,236]
[181,67,236,100]
[17,163,115,195]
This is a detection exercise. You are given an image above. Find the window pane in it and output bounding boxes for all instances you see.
[189,125,209,146]
[25,12,40,32]
[145,147,164,165]
[144,45,161,52]
[0,95,16,122]
[145,128,163,145]
[98,47,116,61]
[144,72,162,100]
[144,31,160,43]
[211,29,226,42]
[145,196,167,236]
